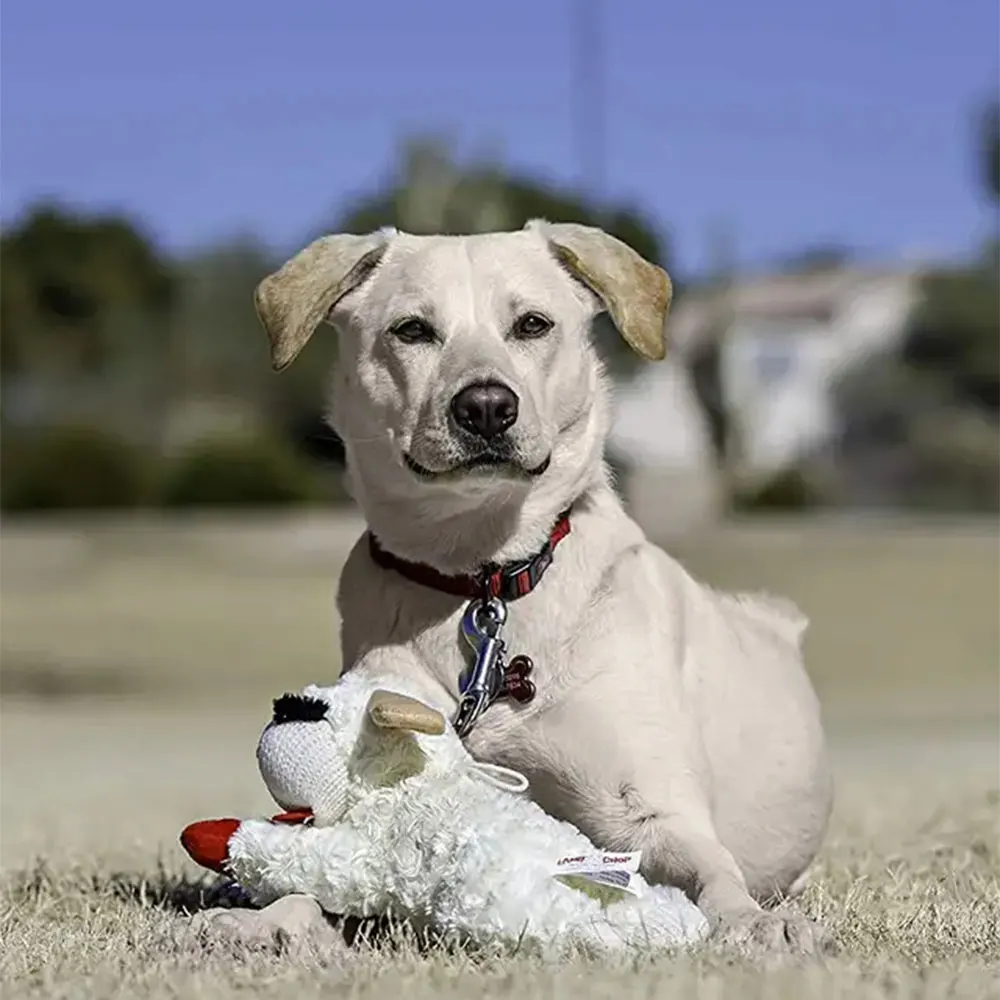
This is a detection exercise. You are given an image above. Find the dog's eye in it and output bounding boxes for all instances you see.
[391,318,437,344]
[512,312,553,340]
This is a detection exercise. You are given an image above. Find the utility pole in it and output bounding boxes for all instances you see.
[706,217,738,288]
[574,0,606,199]
[704,216,740,508]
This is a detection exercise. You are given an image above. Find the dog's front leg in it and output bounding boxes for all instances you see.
[533,573,827,957]
[537,736,826,958]
[633,804,826,956]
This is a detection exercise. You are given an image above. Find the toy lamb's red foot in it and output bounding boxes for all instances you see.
[180,811,314,873]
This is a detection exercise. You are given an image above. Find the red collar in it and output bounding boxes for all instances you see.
[368,510,572,602]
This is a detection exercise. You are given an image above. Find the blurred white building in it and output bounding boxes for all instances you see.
[609,352,720,537]
[609,266,923,537]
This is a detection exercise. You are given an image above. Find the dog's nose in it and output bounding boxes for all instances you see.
[450,382,519,439]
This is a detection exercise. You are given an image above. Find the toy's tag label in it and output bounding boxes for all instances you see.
[551,851,643,898]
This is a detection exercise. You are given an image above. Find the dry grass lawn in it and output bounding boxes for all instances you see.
[1,514,998,999]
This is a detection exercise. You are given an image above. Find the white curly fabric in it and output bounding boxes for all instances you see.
[228,670,709,960]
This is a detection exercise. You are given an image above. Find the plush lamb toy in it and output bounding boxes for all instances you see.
[180,671,708,960]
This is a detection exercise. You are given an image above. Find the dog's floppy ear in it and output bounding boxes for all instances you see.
[526,220,673,361]
[254,232,392,371]
[366,690,446,736]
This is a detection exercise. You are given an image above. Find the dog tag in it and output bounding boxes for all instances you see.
[500,654,536,704]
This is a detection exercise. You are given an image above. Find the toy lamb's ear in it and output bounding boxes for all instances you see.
[367,690,446,735]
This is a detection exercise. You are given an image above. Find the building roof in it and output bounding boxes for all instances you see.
[668,266,924,357]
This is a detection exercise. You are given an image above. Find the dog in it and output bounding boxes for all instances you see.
[253,221,834,955]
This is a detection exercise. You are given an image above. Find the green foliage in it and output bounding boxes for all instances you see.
[0,425,351,512]
[904,406,1000,512]
[168,241,273,398]
[163,240,331,446]
[730,469,826,514]
[832,259,1000,513]
[0,425,150,511]
[904,264,999,414]
[158,434,322,508]
[1,205,175,377]
[837,355,999,513]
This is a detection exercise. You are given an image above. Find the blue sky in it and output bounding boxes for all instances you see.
[2,0,997,275]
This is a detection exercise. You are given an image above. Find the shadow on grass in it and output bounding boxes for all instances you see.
[3,859,399,951]
[4,858,242,913]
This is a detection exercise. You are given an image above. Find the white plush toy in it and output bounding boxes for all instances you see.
[180,671,708,960]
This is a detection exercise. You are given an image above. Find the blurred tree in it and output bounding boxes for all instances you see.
[159,432,323,508]
[0,424,151,511]
[168,239,272,396]
[333,138,671,381]
[903,265,999,414]
[1,204,174,378]
[897,98,1000,419]
[1,204,179,451]
[166,238,354,469]
[833,335,999,512]
[829,103,1000,512]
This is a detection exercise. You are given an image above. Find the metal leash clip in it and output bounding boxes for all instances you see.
[454,596,508,738]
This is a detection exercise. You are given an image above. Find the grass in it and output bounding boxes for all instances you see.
[1,513,998,998]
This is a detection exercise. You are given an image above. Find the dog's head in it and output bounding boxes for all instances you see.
[255,221,671,524]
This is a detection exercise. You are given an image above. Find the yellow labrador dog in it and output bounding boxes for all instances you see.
[254,221,833,954]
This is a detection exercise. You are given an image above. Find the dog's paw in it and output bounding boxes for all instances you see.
[712,908,828,957]
[260,895,347,955]
[191,894,347,958]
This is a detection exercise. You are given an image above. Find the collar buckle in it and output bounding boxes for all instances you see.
[455,597,508,738]
[368,509,573,602]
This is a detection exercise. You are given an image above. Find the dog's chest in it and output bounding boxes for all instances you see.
[410,591,569,705]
